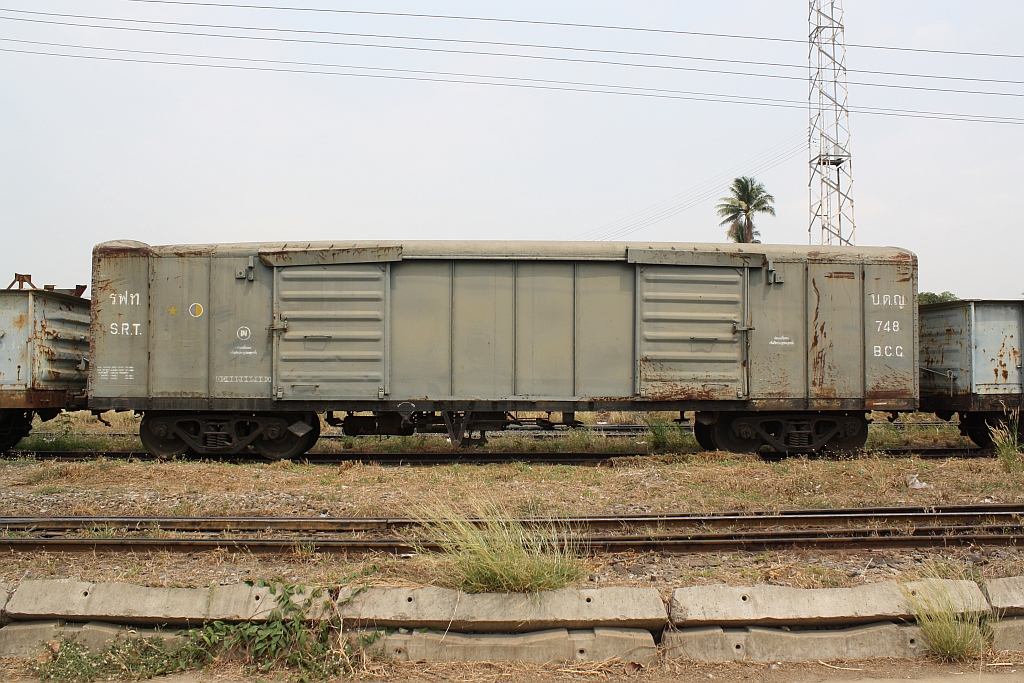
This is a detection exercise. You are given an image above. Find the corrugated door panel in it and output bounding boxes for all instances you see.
[91,256,149,398]
[919,304,971,396]
[863,263,915,403]
[33,296,90,389]
[637,265,745,400]
[390,261,452,397]
[276,263,386,399]
[0,295,29,390]
[515,262,574,397]
[974,303,1023,394]
[150,257,211,397]
[807,263,862,399]
[748,262,806,399]
[210,259,274,398]
[452,261,514,398]
[576,262,634,398]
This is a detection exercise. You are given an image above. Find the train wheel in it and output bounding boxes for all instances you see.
[825,414,869,453]
[254,414,316,460]
[693,422,715,451]
[139,414,189,458]
[0,410,34,452]
[299,414,321,455]
[961,413,994,449]
[710,416,762,454]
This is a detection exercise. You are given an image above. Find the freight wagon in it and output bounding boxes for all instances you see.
[90,241,918,458]
[920,299,1023,447]
[0,280,90,450]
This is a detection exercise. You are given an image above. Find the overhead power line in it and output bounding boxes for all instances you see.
[116,0,1024,59]
[14,9,1022,86]
[3,39,1022,126]
[1,11,1021,97]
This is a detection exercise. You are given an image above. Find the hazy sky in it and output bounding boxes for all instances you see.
[1,1,1021,298]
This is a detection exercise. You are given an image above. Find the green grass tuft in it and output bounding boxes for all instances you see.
[992,409,1023,473]
[906,579,989,662]
[414,502,586,593]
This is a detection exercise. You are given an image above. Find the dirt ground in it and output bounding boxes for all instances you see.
[3,654,1024,683]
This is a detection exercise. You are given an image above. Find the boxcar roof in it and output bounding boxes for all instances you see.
[95,240,915,263]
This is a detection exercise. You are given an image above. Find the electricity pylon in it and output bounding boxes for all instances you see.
[809,0,856,246]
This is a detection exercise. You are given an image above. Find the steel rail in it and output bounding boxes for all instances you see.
[2,504,1021,534]
[1,526,1021,554]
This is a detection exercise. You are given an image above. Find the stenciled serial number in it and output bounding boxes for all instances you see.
[215,375,272,383]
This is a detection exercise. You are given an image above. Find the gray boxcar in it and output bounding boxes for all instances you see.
[920,300,1023,446]
[90,240,918,457]
[0,285,90,450]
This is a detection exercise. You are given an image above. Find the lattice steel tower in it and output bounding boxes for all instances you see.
[809,0,855,246]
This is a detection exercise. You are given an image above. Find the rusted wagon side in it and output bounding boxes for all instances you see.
[920,300,1023,447]
[0,282,90,451]
[90,240,918,458]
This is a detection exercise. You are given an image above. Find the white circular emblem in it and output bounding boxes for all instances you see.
[189,303,204,318]
[237,326,252,340]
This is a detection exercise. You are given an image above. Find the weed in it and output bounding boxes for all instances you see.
[414,501,586,593]
[36,485,69,495]
[905,578,989,662]
[32,635,193,683]
[169,500,199,517]
[82,524,118,539]
[516,495,548,516]
[992,409,1023,473]
[643,415,697,453]
[33,582,381,683]
[292,542,318,562]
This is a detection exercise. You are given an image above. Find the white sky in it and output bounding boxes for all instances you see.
[1,1,1021,298]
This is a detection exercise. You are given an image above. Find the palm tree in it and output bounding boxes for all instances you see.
[715,176,775,243]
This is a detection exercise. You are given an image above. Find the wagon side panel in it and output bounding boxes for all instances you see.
[149,256,211,398]
[274,263,388,400]
[451,261,514,398]
[31,294,90,391]
[514,261,574,398]
[0,294,30,394]
[210,257,274,400]
[806,263,863,402]
[575,261,634,399]
[863,262,916,409]
[635,263,746,401]
[389,260,453,398]
[973,301,1023,395]
[748,260,807,400]
[919,302,972,398]
[91,251,150,403]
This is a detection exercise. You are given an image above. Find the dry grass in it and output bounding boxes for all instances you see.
[3,451,1022,521]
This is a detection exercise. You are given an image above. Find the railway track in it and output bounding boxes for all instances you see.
[1,504,1020,554]
[1,445,987,464]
